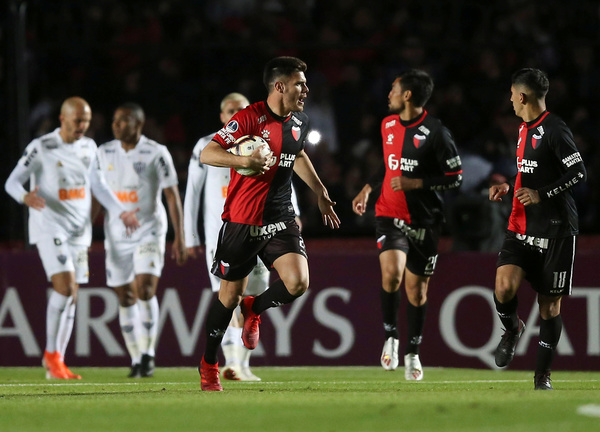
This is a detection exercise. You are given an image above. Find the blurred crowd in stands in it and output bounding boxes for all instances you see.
[2,0,599,248]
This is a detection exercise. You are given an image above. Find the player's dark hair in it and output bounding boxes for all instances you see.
[397,69,434,107]
[512,68,549,100]
[118,102,145,123]
[263,56,307,91]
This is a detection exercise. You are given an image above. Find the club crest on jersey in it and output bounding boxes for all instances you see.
[413,134,426,148]
[57,254,67,265]
[291,126,301,141]
[81,156,91,166]
[225,121,239,133]
[133,162,146,174]
[532,133,542,149]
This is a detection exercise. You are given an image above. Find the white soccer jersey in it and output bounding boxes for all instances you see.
[4,128,124,246]
[96,135,178,244]
[184,132,301,249]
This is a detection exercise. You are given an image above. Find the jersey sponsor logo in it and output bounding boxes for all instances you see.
[114,190,139,203]
[545,171,585,198]
[278,153,296,168]
[217,129,236,144]
[261,129,271,141]
[58,187,86,201]
[291,115,303,126]
[388,154,419,172]
[23,148,38,167]
[225,120,239,133]
[418,125,431,136]
[158,157,169,177]
[562,152,583,167]
[257,115,267,124]
[412,134,426,148]
[249,222,287,239]
[515,233,549,250]
[393,218,426,242]
[291,126,301,141]
[133,161,146,174]
[517,158,537,174]
[221,186,228,198]
[104,149,116,153]
[446,155,461,169]
[385,120,396,129]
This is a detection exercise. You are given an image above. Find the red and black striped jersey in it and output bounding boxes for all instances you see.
[374,111,462,226]
[212,101,308,225]
[508,111,586,238]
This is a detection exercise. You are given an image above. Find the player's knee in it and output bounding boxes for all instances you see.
[382,272,402,291]
[283,275,309,296]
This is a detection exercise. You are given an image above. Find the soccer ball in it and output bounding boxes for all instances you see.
[230,135,273,176]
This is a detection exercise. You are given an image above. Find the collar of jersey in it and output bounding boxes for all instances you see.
[399,110,427,128]
[265,101,290,123]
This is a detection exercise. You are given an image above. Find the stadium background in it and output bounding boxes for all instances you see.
[1,0,599,369]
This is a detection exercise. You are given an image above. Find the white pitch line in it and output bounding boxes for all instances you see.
[577,404,600,418]
[1,379,598,388]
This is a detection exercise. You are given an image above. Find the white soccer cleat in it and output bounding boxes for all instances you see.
[404,353,423,381]
[240,367,261,381]
[380,337,399,371]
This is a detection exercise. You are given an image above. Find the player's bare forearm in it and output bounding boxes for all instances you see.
[164,186,188,265]
[293,150,325,194]
[352,184,372,216]
[200,140,252,170]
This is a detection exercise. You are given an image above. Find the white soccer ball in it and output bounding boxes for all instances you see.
[230,135,273,176]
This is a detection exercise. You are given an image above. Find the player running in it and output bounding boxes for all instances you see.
[197,56,340,391]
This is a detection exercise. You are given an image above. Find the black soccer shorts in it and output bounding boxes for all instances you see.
[211,219,307,281]
[496,231,576,296]
[375,217,440,277]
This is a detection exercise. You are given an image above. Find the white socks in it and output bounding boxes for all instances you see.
[119,304,142,365]
[138,297,159,357]
[221,326,243,366]
[46,291,70,354]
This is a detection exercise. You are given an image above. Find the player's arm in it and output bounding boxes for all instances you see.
[353,162,385,215]
[89,152,140,233]
[293,149,340,229]
[4,141,46,209]
[200,140,270,173]
[164,185,188,266]
[183,148,206,258]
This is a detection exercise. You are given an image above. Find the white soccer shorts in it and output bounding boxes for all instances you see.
[105,235,165,287]
[36,235,89,284]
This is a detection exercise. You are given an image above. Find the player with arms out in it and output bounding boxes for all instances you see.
[94,103,187,378]
[4,97,140,379]
[489,68,586,390]
[352,70,462,380]
[197,56,340,391]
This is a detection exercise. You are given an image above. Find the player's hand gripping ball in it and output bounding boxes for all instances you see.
[230,135,274,176]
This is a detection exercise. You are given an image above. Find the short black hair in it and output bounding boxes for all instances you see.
[263,56,307,91]
[512,68,549,100]
[117,102,145,123]
[397,69,434,107]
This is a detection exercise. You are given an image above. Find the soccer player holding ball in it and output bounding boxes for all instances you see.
[197,56,340,391]
[352,70,462,380]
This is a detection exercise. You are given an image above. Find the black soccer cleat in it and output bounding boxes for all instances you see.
[128,363,142,378]
[534,371,553,390]
[141,354,155,378]
[494,319,525,367]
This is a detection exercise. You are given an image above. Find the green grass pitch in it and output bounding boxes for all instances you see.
[1,366,599,431]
